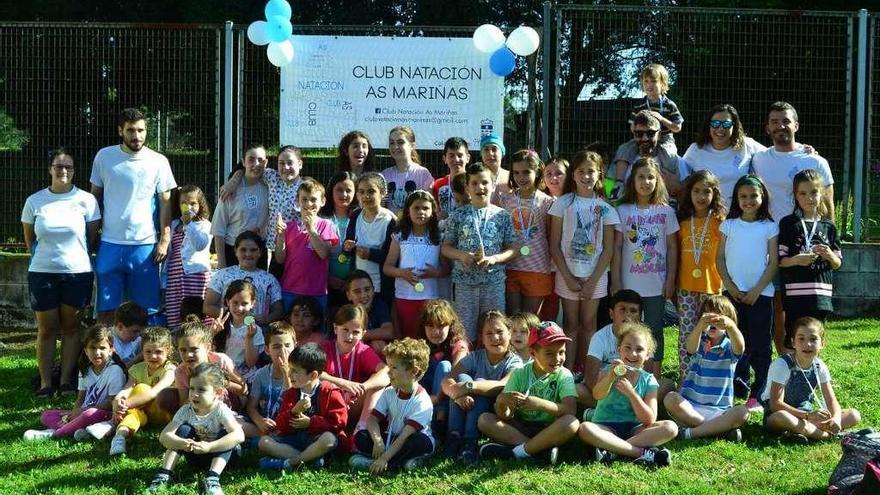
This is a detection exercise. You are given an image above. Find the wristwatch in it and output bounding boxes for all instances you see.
[463,381,475,392]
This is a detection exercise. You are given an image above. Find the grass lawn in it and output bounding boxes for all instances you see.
[1,319,878,495]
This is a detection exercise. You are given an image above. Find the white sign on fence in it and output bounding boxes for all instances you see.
[279,35,504,150]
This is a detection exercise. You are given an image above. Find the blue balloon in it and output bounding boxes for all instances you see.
[266,15,293,43]
[265,0,292,19]
[489,47,516,77]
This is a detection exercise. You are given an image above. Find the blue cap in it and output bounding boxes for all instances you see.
[480,133,505,157]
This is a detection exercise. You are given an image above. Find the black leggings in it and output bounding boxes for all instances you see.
[354,429,433,469]
[175,424,238,470]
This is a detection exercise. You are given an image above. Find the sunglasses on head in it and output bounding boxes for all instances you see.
[709,119,734,129]
[633,129,658,138]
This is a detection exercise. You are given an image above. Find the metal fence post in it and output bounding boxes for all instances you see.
[541,0,552,159]
[855,9,868,242]
[223,21,234,184]
[842,16,853,238]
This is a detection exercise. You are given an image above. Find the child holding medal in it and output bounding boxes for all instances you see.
[383,191,448,339]
[496,150,555,315]
[441,163,517,341]
[675,170,726,379]
[320,171,357,314]
[777,170,841,350]
[549,151,620,370]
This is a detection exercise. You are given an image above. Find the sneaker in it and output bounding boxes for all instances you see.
[403,454,432,471]
[23,428,55,442]
[479,442,515,462]
[258,457,289,471]
[546,446,559,466]
[581,408,596,422]
[745,398,762,413]
[634,447,672,467]
[202,476,224,495]
[457,441,479,466]
[73,428,91,441]
[784,432,810,445]
[445,431,462,458]
[86,421,114,439]
[725,428,743,443]
[109,435,127,456]
[595,448,617,465]
[677,427,691,441]
[349,453,373,470]
[147,472,171,492]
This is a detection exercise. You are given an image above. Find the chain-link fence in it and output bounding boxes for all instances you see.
[554,5,854,219]
[0,23,221,245]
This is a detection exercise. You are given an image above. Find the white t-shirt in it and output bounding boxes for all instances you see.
[393,233,440,300]
[374,385,435,448]
[750,146,834,224]
[78,362,126,408]
[720,218,779,297]
[682,137,766,209]
[224,322,266,373]
[615,203,679,297]
[208,266,282,317]
[171,401,239,442]
[90,145,176,244]
[586,323,619,368]
[21,187,101,273]
[549,194,620,278]
[355,208,395,292]
[760,356,831,403]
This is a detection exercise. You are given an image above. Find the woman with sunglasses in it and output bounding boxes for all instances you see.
[681,104,766,209]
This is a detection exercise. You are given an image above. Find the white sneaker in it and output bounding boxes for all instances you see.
[73,428,92,441]
[85,421,114,439]
[23,429,55,442]
[109,434,127,456]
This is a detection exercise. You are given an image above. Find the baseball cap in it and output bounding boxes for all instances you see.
[527,321,571,347]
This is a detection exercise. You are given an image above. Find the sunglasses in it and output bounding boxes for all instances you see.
[709,119,734,129]
[633,129,658,138]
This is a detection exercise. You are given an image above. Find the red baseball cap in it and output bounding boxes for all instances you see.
[527,321,571,347]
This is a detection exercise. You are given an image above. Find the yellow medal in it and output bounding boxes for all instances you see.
[520,245,531,256]
[692,268,703,279]
[337,254,349,264]
[414,282,425,293]
[585,244,595,256]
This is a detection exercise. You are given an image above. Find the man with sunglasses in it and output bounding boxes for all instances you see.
[750,101,834,356]
[611,111,683,200]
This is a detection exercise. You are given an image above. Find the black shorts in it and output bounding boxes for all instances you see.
[28,271,93,311]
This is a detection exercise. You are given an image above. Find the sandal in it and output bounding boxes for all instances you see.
[59,383,77,396]
[35,387,56,399]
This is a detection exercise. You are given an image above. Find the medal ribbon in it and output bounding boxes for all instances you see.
[690,211,712,268]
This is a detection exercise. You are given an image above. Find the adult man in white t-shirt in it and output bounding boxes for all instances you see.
[750,101,834,354]
[751,101,835,224]
[90,108,177,323]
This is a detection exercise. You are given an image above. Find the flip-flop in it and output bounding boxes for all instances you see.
[35,387,56,399]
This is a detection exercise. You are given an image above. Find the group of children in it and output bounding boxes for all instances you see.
[22,64,864,492]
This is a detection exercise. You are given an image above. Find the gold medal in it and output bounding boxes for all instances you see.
[692,268,703,279]
[520,245,531,256]
[585,244,595,256]
[614,364,627,377]
[414,282,425,293]
[244,315,255,326]
[337,254,349,264]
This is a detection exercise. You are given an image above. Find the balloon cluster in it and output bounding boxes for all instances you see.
[247,0,295,67]
[472,25,540,77]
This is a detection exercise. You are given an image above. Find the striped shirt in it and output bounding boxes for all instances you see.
[495,190,554,273]
[680,335,740,410]
[166,227,211,329]
[777,214,840,313]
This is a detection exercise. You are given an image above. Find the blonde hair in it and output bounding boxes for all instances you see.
[640,63,670,94]
[508,312,540,332]
[383,337,430,380]
[699,295,738,326]
[617,322,657,356]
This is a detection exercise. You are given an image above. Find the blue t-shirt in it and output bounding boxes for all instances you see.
[592,368,658,424]
[680,335,740,410]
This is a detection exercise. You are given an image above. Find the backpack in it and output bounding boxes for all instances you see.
[828,428,880,495]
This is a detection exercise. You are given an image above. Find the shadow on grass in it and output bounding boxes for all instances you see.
[840,339,880,350]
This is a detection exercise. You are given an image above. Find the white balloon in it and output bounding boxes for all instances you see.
[267,39,295,67]
[247,21,271,46]
[506,26,540,56]
[472,24,505,54]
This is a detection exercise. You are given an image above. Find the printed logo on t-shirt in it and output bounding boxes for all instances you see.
[624,213,667,273]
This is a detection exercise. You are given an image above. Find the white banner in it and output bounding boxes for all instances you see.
[279,35,504,149]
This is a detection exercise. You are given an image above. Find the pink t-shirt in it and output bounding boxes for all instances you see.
[321,340,384,383]
[280,217,339,295]
[174,351,235,390]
